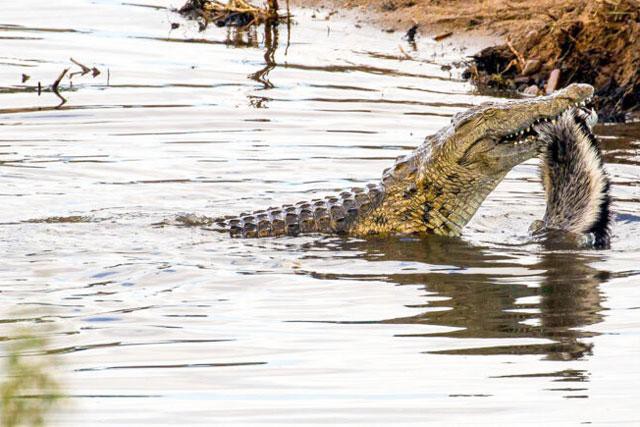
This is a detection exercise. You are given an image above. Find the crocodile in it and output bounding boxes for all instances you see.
[531,106,612,248]
[214,83,594,238]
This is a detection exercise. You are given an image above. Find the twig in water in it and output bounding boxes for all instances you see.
[398,44,412,60]
[51,68,69,106]
[69,57,91,78]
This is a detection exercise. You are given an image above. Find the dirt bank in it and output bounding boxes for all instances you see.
[294,0,640,122]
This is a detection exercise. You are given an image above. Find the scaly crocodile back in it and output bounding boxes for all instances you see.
[213,184,384,237]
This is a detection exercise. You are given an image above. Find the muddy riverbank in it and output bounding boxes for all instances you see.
[294,0,640,121]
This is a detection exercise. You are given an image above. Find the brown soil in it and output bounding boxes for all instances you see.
[294,0,640,122]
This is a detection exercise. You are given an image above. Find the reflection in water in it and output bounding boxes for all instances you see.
[247,94,269,108]
[224,24,258,47]
[221,21,280,92]
[306,237,606,362]
[248,22,278,89]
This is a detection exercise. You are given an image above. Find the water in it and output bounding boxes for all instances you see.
[1,1,639,424]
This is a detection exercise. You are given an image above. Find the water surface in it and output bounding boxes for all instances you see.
[1,1,639,424]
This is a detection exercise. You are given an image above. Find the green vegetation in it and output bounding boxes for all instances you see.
[1,331,63,427]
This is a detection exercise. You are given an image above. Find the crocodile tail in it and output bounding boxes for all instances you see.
[213,184,383,238]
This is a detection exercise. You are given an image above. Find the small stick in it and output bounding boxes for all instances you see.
[433,31,453,42]
[502,58,515,74]
[52,68,69,106]
[70,57,91,77]
[506,38,526,71]
[398,45,412,60]
[544,12,558,21]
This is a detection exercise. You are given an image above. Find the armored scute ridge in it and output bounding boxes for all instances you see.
[214,184,384,238]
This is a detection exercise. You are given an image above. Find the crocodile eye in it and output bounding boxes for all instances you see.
[482,107,498,117]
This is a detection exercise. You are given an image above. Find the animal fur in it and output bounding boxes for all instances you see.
[536,109,612,248]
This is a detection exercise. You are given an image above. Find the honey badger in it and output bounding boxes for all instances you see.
[531,107,612,249]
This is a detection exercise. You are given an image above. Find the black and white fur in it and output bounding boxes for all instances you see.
[533,108,612,249]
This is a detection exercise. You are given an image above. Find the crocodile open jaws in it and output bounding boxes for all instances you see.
[214,83,594,238]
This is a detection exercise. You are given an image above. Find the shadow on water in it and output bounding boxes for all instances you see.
[300,236,607,363]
